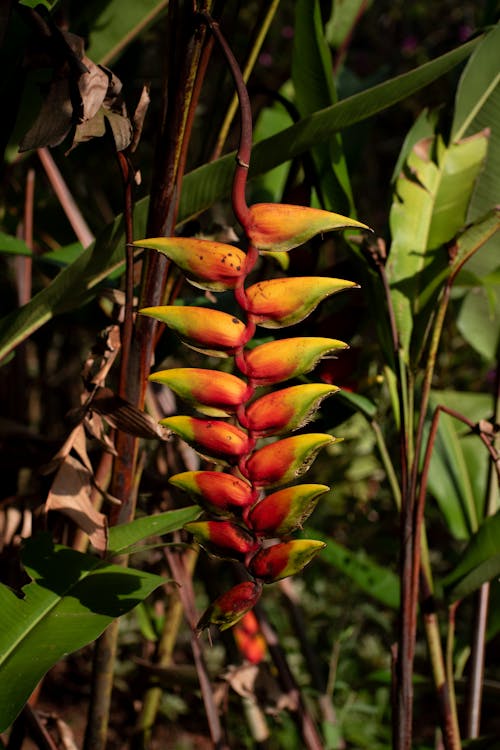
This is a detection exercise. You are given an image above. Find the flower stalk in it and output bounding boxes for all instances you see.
[135,14,368,630]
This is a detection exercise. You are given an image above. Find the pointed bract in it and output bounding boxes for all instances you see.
[247,203,369,252]
[249,540,326,582]
[184,520,258,560]
[161,416,249,463]
[246,433,337,488]
[133,237,246,291]
[246,384,338,436]
[150,368,248,415]
[140,306,247,356]
[249,484,329,536]
[169,471,253,515]
[197,581,263,631]
[245,277,358,328]
[244,337,348,386]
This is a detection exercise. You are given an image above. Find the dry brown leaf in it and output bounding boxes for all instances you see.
[91,388,169,441]
[45,454,108,555]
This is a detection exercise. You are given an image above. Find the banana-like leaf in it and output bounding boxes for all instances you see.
[107,505,201,556]
[387,128,488,360]
[443,511,500,602]
[0,36,481,363]
[85,0,169,65]
[0,533,165,732]
[292,0,353,215]
[313,529,400,609]
[426,389,492,540]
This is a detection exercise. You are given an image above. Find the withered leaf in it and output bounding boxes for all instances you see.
[79,57,109,121]
[19,77,73,151]
[91,388,169,440]
[45,454,107,555]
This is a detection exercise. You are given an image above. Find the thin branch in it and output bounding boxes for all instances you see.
[211,0,280,160]
[255,605,324,750]
[165,546,229,750]
[199,12,252,228]
[37,148,94,248]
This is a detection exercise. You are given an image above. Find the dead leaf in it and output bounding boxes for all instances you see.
[78,57,109,121]
[19,77,74,151]
[45,454,107,555]
[91,388,169,440]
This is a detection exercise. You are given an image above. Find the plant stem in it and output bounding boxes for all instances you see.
[133,549,198,747]
[466,359,500,737]
[199,12,252,228]
[211,0,280,160]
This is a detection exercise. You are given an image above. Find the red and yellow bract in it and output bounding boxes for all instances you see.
[139,201,367,629]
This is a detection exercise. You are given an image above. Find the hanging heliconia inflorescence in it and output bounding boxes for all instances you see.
[135,14,369,631]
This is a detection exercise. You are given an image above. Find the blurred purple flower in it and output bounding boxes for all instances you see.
[401,35,418,55]
[258,52,273,68]
[458,24,473,42]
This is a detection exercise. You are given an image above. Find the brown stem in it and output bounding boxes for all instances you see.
[466,359,500,736]
[37,148,94,248]
[255,605,324,750]
[199,13,252,228]
[165,546,229,750]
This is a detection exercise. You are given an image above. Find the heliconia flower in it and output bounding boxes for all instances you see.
[140,306,247,357]
[246,203,369,253]
[249,484,329,536]
[246,433,337,488]
[197,581,263,631]
[169,470,254,515]
[160,416,250,463]
[149,368,248,415]
[246,383,338,436]
[233,611,267,663]
[133,237,246,291]
[184,520,258,560]
[244,337,348,386]
[245,277,358,328]
[249,539,326,583]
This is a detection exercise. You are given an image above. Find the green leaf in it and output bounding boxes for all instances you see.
[85,0,168,65]
[387,130,488,359]
[0,232,31,256]
[292,0,353,214]
[0,533,164,732]
[0,37,481,363]
[108,506,201,556]
[457,277,500,361]
[312,530,399,609]
[451,22,500,143]
[443,511,500,601]
[326,0,371,48]
[18,0,59,10]
[456,23,500,269]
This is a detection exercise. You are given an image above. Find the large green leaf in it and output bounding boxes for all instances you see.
[0,506,197,729]
[85,0,169,65]
[292,0,353,214]
[0,36,481,363]
[426,391,491,540]
[387,129,488,360]
[0,534,164,731]
[312,530,399,609]
[108,505,200,555]
[443,511,500,602]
